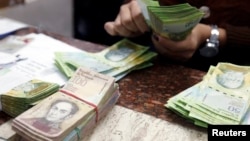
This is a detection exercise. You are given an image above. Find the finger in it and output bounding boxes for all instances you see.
[130,1,150,33]
[113,15,136,37]
[152,35,192,61]
[104,22,118,36]
[104,21,138,37]
[155,33,191,52]
[119,3,140,33]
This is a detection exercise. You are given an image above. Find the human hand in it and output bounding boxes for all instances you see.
[104,0,150,37]
[151,24,213,62]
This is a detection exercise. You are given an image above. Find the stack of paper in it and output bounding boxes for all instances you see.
[0,16,28,39]
[1,79,59,117]
[84,105,207,141]
[12,66,120,141]
[165,63,250,127]
[137,0,204,41]
[136,0,160,25]
[0,33,86,95]
[0,119,21,141]
[55,39,157,81]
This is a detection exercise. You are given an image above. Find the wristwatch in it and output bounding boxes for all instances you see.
[199,25,220,57]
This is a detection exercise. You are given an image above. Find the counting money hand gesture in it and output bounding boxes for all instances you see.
[104,0,150,37]
[151,24,212,62]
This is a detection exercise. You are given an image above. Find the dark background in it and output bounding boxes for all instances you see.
[73,0,124,46]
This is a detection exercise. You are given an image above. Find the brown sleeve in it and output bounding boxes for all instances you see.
[223,24,250,47]
[158,0,186,5]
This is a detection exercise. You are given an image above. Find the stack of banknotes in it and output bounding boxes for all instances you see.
[165,63,250,128]
[55,39,157,81]
[1,79,60,117]
[12,66,120,141]
[137,0,204,41]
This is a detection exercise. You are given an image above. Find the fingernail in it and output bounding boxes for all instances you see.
[152,34,159,41]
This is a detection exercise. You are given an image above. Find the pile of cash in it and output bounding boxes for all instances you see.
[137,0,204,41]
[1,79,60,117]
[165,63,250,128]
[12,66,120,141]
[55,39,157,81]
[136,0,160,25]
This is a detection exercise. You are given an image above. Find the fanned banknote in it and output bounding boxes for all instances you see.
[92,39,150,67]
[55,51,113,78]
[136,0,159,25]
[55,39,157,81]
[165,63,250,127]
[137,0,204,40]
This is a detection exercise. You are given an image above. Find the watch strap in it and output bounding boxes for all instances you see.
[199,25,220,57]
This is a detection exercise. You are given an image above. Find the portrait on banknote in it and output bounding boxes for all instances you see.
[216,70,244,89]
[12,80,48,94]
[104,45,135,62]
[20,99,79,135]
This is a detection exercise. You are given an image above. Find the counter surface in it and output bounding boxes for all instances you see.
[0,28,207,133]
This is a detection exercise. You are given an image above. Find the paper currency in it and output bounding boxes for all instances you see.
[165,62,250,127]
[136,0,159,25]
[55,39,157,81]
[12,66,119,141]
[137,1,204,40]
[54,51,113,78]
[93,39,150,67]
[1,79,60,117]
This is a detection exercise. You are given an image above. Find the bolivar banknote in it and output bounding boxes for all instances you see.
[12,66,118,141]
[137,1,204,40]
[166,62,250,127]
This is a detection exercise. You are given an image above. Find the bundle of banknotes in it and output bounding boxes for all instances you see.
[55,39,157,81]
[12,66,120,141]
[137,0,204,41]
[1,79,60,117]
[165,63,250,128]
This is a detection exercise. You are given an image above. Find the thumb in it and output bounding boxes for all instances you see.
[104,22,117,36]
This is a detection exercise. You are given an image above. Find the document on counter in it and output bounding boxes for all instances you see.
[0,119,21,141]
[84,105,207,141]
[0,33,84,94]
[0,16,29,39]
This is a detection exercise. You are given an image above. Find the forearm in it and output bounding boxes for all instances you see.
[223,24,250,47]
[193,24,227,48]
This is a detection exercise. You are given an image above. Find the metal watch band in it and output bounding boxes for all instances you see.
[209,25,219,46]
[199,25,220,57]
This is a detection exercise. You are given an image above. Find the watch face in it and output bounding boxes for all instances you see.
[199,45,219,57]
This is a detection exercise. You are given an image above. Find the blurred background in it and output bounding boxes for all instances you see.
[0,0,124,46]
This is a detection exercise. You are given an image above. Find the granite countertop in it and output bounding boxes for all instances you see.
[117,58,206,131]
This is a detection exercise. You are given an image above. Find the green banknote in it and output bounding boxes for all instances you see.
[148,4,204,40]
[54,39,157,81]
[55,51,114,78]
[137,1,204,41]
[103,51,157,77]
[93,39,150,67]
[1,79,59,117]
[136,0,159,25]
[197,63,250,122]
[206,63,250,99]
[165,62,250,127]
